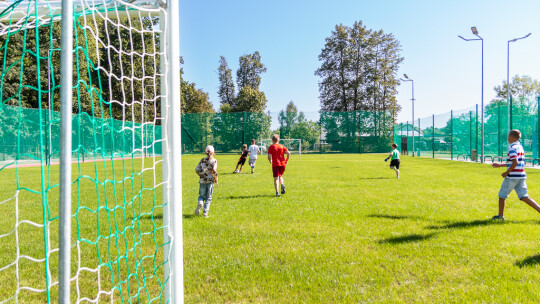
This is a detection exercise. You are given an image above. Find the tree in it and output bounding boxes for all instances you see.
[290,112,320,150]
[234,86,267,113]
[218,56,235,107]
[494,75,540,109]
[236,51,267,91]
[277,101,320,150]
[278,101,299,138]
[181,81,214,113]
[218,52,268,113]
[315,21,403,116]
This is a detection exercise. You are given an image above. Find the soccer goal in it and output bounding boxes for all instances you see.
[0,1,182,303]
[260,138,302,155]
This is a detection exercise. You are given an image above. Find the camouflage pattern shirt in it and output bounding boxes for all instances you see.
[195,156,218,184]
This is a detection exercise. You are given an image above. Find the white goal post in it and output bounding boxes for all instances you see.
[260,139,302,155]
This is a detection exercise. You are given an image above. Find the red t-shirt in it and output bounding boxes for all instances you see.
[268,144,288,167]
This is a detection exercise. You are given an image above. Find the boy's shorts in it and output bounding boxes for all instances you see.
[272,166,286,178]
[238,157,246,165]
[390,159,400,169]
[248,158,257,166]
[498,178,528,199]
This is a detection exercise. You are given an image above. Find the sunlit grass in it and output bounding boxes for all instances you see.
[2,154,540,303]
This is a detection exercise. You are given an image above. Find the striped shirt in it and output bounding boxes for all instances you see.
[506,141,526,179]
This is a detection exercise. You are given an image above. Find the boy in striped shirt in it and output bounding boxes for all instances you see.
[491,130,540,220]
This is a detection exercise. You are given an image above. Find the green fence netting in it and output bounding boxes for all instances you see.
[181,110,394,154]
[394,99,540,162]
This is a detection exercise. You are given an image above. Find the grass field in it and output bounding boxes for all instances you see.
[183,153,540,303]
[2,153,540,303]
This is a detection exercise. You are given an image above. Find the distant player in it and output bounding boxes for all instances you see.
[248,139,260,174]
[491,130,540,220]
[268,134,290,197]
[195,145,218,218]
[384,143,400,179]
[233,144,248,173]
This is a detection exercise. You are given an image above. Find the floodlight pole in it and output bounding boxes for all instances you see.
[58,0,73,303]
[507,33,532,131]
[459,27,484,163]
[401,75,415,156]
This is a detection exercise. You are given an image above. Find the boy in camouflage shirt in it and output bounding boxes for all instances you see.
[195,145,218,217]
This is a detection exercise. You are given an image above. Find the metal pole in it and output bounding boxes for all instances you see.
[476,104,479,157]
[498,102,501,156]
[470,111,473,159]
[432,114,434,159]
[507,40,511,131]
[451,110,453,160]
[481,38,484,163]
[418,117,420,157]
[537,96,540,160]
[165,0,183,302]
[412,80,415,157]
[58,0,73,303]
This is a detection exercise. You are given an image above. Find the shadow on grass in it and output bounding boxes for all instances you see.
[222,194,276,200]
[516,254,540,268]
[183,214,197,219]
[368,214,420,220]
[426,219,504,230]
[378,233,436,244]
[359,177,392,180]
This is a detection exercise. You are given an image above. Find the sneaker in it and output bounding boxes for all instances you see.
[281,184,286,194]
[491,215,505,221]
[194,202,203,216]
[276,192,280,197]
[203,213,209,218]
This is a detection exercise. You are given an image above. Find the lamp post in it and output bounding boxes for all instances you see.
[507,33,531,131]
[459,26,484,163]
[401,74,415,156]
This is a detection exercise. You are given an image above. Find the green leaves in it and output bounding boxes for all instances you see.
[218,51,268,113]
[315,21,403,116]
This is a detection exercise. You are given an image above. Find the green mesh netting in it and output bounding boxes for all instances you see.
[181,111,394,154]
[0,1,170,303]
[394,99,540,162]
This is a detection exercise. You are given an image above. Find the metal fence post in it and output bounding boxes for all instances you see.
[432,114,435,158]
[537,96,540,160]
[476,104,479,157]
[470,111,473,160]
[450,110,453,160]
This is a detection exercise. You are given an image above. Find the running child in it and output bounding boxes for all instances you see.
[248,139,260,174]
[491,129,540,220]
[233,144,248,173]
[195,145,218,217]
[384,143,400,178]
[268,134,290,197]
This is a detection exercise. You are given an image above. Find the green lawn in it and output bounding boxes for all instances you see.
[183,153,540,303]
[2,154,540,303]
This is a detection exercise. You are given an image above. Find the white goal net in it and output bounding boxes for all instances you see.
[0,1,182,303]
[260,138,302,155]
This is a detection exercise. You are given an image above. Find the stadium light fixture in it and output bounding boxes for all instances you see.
[459,27,484,163]
[401,75,415,157]
[507,33,532,131]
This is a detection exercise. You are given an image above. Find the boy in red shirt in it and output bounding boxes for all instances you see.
[267,134,290,197]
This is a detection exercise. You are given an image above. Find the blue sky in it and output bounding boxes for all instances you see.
[180,0,540,123]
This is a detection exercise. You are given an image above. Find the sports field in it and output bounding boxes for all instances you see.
[2,154,540,303]
[183,153,540,303]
